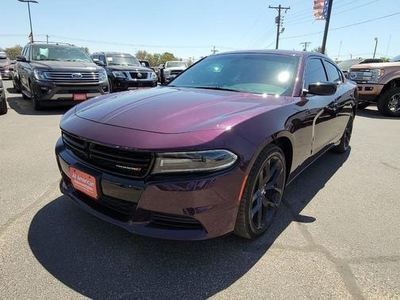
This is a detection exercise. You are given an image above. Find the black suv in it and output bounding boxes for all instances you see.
[16,42,108,110]
[90,52,157,92]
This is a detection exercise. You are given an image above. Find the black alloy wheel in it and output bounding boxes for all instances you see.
[377,87,400,117]
[234,144,286,239]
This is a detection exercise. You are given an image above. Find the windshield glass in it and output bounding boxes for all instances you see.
[31,45,91,62]
[165,61,187,68]
[170,53,299,96]
[107,55,140,66]
[390,55,400,62]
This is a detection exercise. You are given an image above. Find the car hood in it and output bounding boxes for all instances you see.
[30,60,100,71]
[70,87,290,134]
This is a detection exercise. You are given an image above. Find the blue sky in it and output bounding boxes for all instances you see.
[2,0,399,62]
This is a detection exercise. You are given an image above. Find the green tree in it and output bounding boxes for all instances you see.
[81,47,90,55]
[4,45,23,59]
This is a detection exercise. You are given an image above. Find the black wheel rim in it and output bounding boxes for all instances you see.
[250,154,285,230]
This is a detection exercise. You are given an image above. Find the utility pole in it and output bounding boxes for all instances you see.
[46,34,49,43]
[211,46,219,54]
[269,4,290,49]
[300,42,311,51]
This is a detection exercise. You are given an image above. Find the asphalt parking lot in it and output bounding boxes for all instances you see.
[0,79,399,299]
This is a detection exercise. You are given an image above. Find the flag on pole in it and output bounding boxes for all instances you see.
[313,0,329,20]
[28,32,33,41]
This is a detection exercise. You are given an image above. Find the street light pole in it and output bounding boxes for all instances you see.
[18,0,38,43]
[373,37,378,59]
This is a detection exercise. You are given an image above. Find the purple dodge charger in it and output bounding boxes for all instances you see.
[55,50,357,240]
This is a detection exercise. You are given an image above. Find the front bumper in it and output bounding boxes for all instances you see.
[55,137,243,240]
[31,79,109,102]
[355,83,384,102]
[111,77,157,91]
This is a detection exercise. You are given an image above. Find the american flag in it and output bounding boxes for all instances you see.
[313,0,329,20]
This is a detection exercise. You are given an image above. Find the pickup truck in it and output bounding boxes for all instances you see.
[348,59,400,117]
[158,61,188,84]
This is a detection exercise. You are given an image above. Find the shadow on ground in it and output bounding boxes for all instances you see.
[6,89,72,116]
[28,150,350,299]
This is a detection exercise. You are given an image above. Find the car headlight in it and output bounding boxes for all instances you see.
[152,150,238,174]
[150,72,157,80]
[163,70,171,76]
[33,69,50,81]
[111,70,127,79]
[98,69,107,82]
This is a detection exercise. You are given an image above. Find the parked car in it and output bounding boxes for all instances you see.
[55,50,357,240]
[91,52,158,92]
[0,75,7,114]
[16,42,108,110]
[0,53,12,80]
[159,60,188,83]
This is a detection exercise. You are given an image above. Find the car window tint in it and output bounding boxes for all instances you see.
[304,58,327,88]
[324,61,343,83]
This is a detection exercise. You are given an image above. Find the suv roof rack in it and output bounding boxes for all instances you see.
[28,41,75,46]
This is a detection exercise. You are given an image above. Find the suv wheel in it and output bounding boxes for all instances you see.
[377,87,400,117]
[30,83,42,110]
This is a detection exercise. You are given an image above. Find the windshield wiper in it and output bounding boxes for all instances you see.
[194,86,241,92]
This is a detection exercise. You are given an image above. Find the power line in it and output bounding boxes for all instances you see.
[280,11,400,40]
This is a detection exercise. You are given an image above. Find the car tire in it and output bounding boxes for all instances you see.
[234,144,286,239]
[30,83,42,110]
[377,87,400,117]
[0,98,7,115]
[108,78,113,93]
[332,113,354,153]
[22,89,29,100]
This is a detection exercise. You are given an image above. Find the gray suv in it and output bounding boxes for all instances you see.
[16,42,108,110]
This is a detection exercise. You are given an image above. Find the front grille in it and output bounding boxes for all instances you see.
[98,195,137,215]
[170,70,183,76]
[46,71,100,84]
[62,132,153,178]
[150,212,204,230]
[129,72,149,80]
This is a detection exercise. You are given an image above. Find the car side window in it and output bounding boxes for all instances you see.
[22,46,29,58]
[324,61,343,84]
[304,58,327,89]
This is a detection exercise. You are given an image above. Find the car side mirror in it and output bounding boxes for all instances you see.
[305,82,337,96]
[92,58,105,66]
[16,55,27,62]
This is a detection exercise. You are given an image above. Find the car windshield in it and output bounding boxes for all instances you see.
[107,55,140,66]
[31,45,92,62]
[0,57,10,65]
[169,53,299,96]
[165,61,187,68]
[390,55,400,62]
